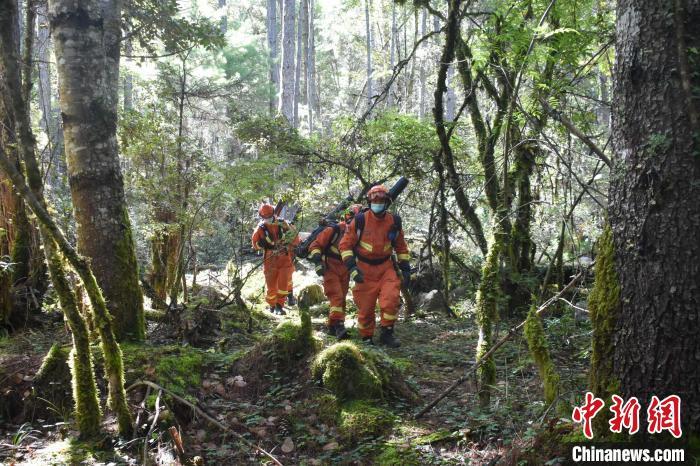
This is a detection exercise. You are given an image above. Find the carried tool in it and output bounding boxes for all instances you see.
[295,176,409,258]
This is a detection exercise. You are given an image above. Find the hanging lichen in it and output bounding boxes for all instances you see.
[474,233,502,407]
[588,225,621,399]
[524,304,560,406]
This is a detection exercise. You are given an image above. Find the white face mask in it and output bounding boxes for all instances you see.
[262,216,274,223]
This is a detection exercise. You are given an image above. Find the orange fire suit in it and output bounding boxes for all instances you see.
[308,222,350,326]
[251,220,300,307]
[339,211,409,337]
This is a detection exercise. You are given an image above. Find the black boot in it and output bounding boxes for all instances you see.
[379,326,400,348]
[275,304,287,315]
[287,292,296,306]
[269,305,276,314]
[334,322,349,340]
[362,335,374,346]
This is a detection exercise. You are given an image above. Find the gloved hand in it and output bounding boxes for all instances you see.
[398,261,411,288]
[257,237,274,250]
[350,267,364,284]
[315,262,326,276]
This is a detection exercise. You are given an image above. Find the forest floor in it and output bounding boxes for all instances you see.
[0,264,592,465]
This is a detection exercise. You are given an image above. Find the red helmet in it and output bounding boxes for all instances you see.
[344,204,363,221]
[258,203,274,218]
[367,185,390,203]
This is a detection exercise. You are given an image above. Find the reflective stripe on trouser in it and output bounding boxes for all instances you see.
[263,259,294,306]
[324,258,350,325]
[351,260,401,337]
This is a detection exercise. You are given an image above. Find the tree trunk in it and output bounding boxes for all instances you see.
[609,0,700,434]
[418,8,426,119]
[123,37,133,111]
[307,0,318,130]
[387,0,396,107]
[364,0,372,108]
[293,0,304,128]
[278,0,295,123]
[266,0,278,115]
[36,0,53,153]
[218,0,227,34]
[50,0,145,342]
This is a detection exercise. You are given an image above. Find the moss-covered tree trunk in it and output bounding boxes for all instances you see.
[474,230,502,407]
[49,0,145,341]
[610,0,700,434]
[149,214,182,308]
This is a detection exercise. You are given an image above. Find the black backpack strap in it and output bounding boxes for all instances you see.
[354,211,366,244]
[388,213,402,247]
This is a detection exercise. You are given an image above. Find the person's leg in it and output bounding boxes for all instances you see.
[377,264,401,347]
[263,265,279,310]
[351,263,381,342]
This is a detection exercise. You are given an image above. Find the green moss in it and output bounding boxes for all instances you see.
[112,206,145,341]
[311,342,383,401]
[588,225,621,400]
[524,304,560,405]
[270,318,316,367]
[155,349,204,397]
[317,393,340,424]
[338,400,394,443]
[298,284,325,310]
[376,444,421,465]
[144,309,167,322]
[9,206,31,284]
[311,342,416,402]
[474,234,502,406]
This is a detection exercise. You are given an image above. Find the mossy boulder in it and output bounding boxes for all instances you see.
[338,400,394,443]
[269,315,316,367]
[298,284,325,309]
[310,342,417,402]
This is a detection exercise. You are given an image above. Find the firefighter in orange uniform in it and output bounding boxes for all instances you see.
[307,204,363,339]
[251,204,300,315]
[339,186,410,347]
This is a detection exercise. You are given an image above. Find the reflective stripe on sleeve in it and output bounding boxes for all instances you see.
[359,241,373,252]
[397,253,410,261]
[341,250,354,259]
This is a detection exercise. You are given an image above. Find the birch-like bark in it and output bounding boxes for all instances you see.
[364,0,372,108]
[307,0,318,130]
[266,0,278,115]
[419,8,427,119]
[293,0,305,127]
[278,0,295,123]
[387,0,396,107]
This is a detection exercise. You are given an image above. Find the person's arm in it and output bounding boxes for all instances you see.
[308,226,332,261]
[339,219,363,283]
[393,225,411,286]
[252,225,274,250]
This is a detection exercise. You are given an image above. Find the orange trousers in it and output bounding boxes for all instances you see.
[323,258,350,326]
[351,260,401,337]
[263,258,294,306]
